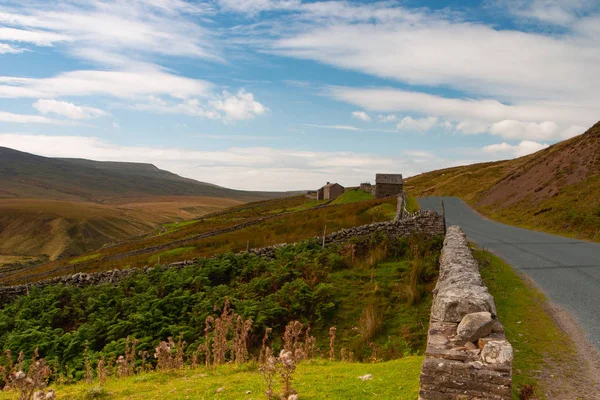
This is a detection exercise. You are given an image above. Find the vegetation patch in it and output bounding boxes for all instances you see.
[69,253,102,265]
[330,189,374,205]
[0,234,441,389]
[0,358,423,400]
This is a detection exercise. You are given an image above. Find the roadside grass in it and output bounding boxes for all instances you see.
[406,197,420,213]
[474,248,577,399]
[330,189,374,205]
[0,358,423,400]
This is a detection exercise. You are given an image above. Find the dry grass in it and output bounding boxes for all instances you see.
[407,121,600,241]
[0,197,242,263]
[2,196,395,285]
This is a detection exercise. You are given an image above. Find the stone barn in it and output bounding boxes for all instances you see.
[317,182,345,201]
[375,174,403,198]
[359,182,375,195]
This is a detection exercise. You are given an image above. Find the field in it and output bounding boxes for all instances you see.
[407,121,600,241]
[0,358,423,400]
[0,197,242,264]
[0,195,405,285]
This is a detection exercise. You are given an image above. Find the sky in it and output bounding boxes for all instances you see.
[0,0,598,191]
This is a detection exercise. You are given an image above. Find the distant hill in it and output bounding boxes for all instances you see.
[0,147,292,263]
[0,147,286,203]
[407,121,600,241]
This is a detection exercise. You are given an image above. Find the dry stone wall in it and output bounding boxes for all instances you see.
[0,211,444,305]
[419,226,512,400]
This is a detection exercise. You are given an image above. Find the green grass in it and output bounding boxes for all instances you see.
[68,253,102,264]
[406,197,420,213]
[330,190,374,205]
[0,358,423,400]
[147,246,197,265]
[161,220,200,233]
[474,248,577,399]
[289,199,329,212]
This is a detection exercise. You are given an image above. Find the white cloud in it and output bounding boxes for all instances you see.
[302,124,398,133]
[268,2,600,106]
[131,90,268,122]
[0,43,23,54]
[33,99,107,120]
[0,1,219,64]
[0,69,214,99]
[328,87,598,128]
[210,90,268,121]
[218,0,299,14]
[328,86,598,140]
[396,116,438,131]
[303,124,360,131]
[489,120,559,140]
[0,111,80,125]
[0,27,71,46]
[378,114,397,123]
[496,0,598,26]
[351,111,371,122]
[482,140,549,157]
[0,133,453,191]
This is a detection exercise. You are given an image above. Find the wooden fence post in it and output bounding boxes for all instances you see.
[441,200,447,235]
[322,225,327,248]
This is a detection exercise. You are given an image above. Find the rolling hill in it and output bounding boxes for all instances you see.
[0,146,283,203]
[407,121,600,241]
[0,147,289,264]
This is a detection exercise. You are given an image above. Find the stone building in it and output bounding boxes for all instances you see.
[317,182,345,201]
[375,174,403,198]
[359,182,375,195]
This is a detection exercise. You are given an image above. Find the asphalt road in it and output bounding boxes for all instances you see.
[419,196,600,350]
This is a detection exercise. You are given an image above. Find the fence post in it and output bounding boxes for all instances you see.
[246,240,250,252]
[25,275,29,296]
[441,200,447,235]
[73,264,77,274]
[322,225,327,248]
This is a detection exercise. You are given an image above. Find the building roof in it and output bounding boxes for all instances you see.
[321,182,344,189]
[375,173,404,184]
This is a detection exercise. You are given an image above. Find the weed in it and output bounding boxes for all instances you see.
[358,304,383,343]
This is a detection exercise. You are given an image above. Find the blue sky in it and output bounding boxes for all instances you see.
[0,0,598,190]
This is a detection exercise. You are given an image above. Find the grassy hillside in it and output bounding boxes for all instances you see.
[407,121,600,241]
[0,197,242,264]
[0,147,292,264]
[0,147,287,203]
[1,195,402,285]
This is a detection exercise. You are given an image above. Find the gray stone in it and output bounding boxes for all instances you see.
[456,312,494,343]
[481,340,513,365]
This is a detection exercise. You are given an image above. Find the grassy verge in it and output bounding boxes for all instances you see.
[330,189,375,205]
[0,358,423,400]
[474,248,577,399]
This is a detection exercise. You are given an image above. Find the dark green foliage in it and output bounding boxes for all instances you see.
[0,234,442,380]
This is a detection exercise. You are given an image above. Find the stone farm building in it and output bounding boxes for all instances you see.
[317,182,345,201]
[375,174,404,198]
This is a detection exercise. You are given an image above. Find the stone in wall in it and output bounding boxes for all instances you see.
[419,226,512,400]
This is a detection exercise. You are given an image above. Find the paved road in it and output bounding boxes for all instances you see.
[419,196,600,349]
